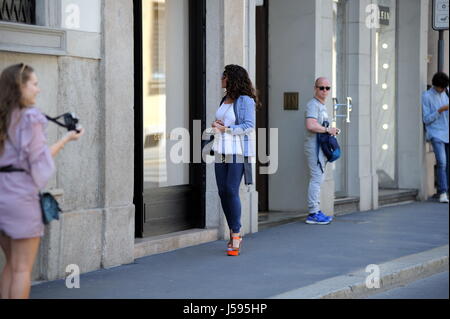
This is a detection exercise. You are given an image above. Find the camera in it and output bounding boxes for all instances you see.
[62,113,81,133]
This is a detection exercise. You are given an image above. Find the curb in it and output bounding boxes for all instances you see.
[270,245,449,299]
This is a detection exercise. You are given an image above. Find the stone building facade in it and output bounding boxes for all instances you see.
[0,0,447,281]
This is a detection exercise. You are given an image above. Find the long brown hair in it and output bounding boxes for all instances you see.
[223,64,260,108]
[0,63,34,155]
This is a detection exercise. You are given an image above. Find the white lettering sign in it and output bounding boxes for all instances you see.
[65,264,80,289]
[366,4,380,29]
[365,264,381,289]
[64,4,81,30]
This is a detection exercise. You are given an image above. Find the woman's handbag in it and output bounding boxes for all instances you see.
[0,166,61,224]
[40,192,62,225]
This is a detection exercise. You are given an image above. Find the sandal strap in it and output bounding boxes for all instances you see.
[231,237,242,249]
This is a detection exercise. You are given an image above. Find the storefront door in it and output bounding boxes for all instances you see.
[134,0,206,238]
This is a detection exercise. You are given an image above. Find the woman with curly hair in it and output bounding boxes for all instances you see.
[0,63,84,299]
[211,64,257,256]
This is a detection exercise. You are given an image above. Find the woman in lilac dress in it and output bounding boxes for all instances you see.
[0,64,84,299]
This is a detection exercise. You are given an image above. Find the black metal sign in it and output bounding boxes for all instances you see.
[379,6,390,26]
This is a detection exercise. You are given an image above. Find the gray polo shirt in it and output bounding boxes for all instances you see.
[304,97,329,164]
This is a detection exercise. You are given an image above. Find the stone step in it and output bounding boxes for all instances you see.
[379,189,418,207]
[334,189,419,216]
[134,228,219,259]
[258,211,309,231]
[334,196,360,216]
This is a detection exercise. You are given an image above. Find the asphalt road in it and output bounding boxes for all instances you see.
[368,271,449,299]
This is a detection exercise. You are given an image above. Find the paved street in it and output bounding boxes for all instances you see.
[30,201,449,299]
[368,271,449,299]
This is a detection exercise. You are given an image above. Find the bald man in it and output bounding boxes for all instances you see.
[304,77,340,225]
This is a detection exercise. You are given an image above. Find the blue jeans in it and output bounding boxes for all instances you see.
[215,155,244,233]
[431,138,450,194]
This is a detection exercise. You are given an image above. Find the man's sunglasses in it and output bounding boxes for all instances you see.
[316,86,331,91]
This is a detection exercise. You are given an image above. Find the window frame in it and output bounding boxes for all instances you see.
[0,0,101,59]
[35,0,61,28]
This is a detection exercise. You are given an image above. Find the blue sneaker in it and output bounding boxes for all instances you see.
[317,211,333,222]
[305,212,332,225]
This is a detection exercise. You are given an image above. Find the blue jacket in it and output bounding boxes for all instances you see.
[222,95,256,157]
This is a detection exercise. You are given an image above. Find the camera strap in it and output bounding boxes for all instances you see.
[44,114,70,130]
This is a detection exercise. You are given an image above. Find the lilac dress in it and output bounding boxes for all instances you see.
[0,107,55,239]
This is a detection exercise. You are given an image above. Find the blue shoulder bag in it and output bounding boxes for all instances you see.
[316,121,341,173]
[40,192,62,225]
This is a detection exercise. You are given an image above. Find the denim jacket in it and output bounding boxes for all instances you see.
[219,95,255,185]
[222,95,256,157]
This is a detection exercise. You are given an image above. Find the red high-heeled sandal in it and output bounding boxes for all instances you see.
[227,236,242,256]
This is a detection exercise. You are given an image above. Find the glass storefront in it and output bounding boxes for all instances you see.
[142,0,190,190]
[374,0,397,188]
[139,0,201,238]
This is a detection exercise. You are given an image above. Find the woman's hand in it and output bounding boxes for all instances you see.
[212,120,226,133]
[51,128,85,158]
[64,128,85,142]
[212,120,224,127]
[215,124,227,133]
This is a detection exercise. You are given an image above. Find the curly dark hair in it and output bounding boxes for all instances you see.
[223,64,260,108]
[0,63,34,155]
[432,72,449,89]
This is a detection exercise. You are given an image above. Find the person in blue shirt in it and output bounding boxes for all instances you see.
[422,72,449,203]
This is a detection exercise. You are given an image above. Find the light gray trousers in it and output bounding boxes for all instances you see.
[305,147,326,214]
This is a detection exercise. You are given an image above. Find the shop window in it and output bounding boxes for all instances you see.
[0,0,36,25]
[374,0,397,188]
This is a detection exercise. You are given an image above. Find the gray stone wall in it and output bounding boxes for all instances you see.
[99,0,135,269]
[268,0,329,214]
[0,0,439,284]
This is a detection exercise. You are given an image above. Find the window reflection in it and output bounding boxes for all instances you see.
[142,0,190,190]
[143,0,167,189]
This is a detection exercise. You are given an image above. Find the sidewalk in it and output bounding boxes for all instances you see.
[30,201,449,299]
